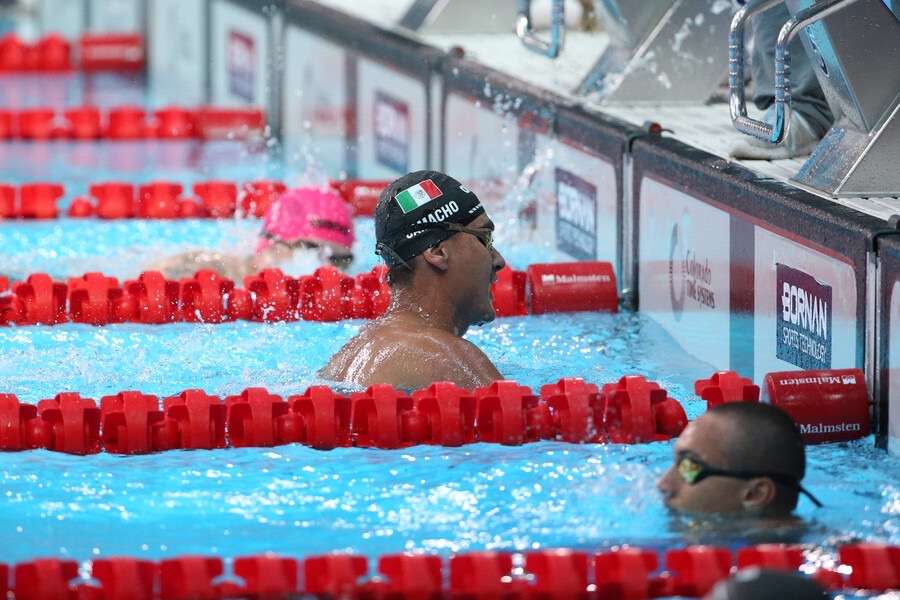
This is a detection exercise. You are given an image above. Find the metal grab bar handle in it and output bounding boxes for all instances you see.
[729,0,784,140]
[730,0,860,144]
[516,0,566,58]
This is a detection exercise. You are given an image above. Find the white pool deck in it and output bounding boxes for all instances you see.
[317,0,900,224]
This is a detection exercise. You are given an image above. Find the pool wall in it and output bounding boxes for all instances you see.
[75,0,900,452]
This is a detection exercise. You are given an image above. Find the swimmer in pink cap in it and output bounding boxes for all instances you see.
[152,186,355,281]
[255,186,355,269]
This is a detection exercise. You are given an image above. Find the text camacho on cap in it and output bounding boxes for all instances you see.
[375,170,485,268]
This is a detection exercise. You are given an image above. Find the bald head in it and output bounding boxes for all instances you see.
[705,568,828,600]
[711,402,805,478]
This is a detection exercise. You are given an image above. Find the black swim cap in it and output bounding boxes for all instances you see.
[375,170,485,268]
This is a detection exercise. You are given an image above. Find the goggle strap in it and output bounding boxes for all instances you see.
[375,241,413,270]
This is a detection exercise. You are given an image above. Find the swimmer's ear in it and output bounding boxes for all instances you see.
[421,242,451,272]
[742,477,777,512]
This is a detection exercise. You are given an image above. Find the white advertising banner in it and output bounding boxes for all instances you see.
[282,27,349,177]
[548,141,617,268]
[753,227,857,381]
[638,176,731,369]
[210,1,269,107]
[89,0,143,33]
[148,0,207,106]
[889,281,900,455]
[445,92,520,189]
[356,59,427,179]
[39,0,85,38]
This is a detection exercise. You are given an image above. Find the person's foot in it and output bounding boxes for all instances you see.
[729,108,821,160]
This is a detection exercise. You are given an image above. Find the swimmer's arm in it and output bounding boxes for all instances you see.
[148,251,250,282]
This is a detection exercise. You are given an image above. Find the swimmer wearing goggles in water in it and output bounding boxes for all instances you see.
[152,185,356,281]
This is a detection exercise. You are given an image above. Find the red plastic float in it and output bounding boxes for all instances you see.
[100,391,165,454]
[16,108,58,140]
[107,105,148,139]
[36,392,102,455]
[349,384,417,449]
[762,368,869,444]
[540,377,605,443]
[36,34,72,71]
[411,381,478,446]
[194,106,266,141]
[736,544,804,570]
[158,556,224,600]
[354,265,391,318]
[138,181,183,218]
[5,273,68,325]
[601,375,687,443]
[233,555,300,598]
[19,182,63,218]
[525,549,590,599]
[473,380,550,445]
[194,181,238,217]
[66,196,94,217]
[594,547,663,600]
[0,184,14,217]
[840,543,900,591]
[492,265,528,317]
[449,552,515,598]
[64,106,102,139]
[0,33,27,71]
[180,270,234,323]
[241,180,286,217]
[155,106,196,139]
[90,182,136,219]
[328,179,391,217]
[0,394,42,451]
[695,370,760,407]
[288,385,353,449]
[78,33,145,71]
[225,388,302,448]
[123,271,180,324]
[664,546,733,598]
[91,558,156,600]
[67,272,122,325]
[527,261,618,314]
[304,555,368,597]
[378,553,444,598]
[299,265,355,321]
[14,559,80,600]
[245,268,301,322]
[162,389,228,450]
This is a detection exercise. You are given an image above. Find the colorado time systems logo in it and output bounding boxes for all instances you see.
[668,221,715,322]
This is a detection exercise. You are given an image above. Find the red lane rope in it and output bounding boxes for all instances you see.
[0,105,266,142]
[0,262,618,326]
[0,375,688,454]
[2,543,895,598]
[0,32,144,73]
[0,179,382,219]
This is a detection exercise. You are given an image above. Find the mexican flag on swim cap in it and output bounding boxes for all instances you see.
[375,170,485,268]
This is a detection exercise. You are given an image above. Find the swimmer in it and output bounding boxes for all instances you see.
[152,186,355,281]
[321,170,506,390]
[704,567,829,600]
[657,402,822,517]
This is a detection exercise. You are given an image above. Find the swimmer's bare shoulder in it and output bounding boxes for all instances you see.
[150,250,250,282]
[320,315,502,390]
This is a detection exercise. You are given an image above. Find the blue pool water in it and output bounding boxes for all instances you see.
[1,214,900,569]
[0,50,898,586]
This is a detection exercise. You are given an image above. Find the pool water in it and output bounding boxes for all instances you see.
[0,36,898,588]
[1,214,899,568]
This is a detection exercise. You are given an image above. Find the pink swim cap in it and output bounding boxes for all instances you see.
[256,186,355,254]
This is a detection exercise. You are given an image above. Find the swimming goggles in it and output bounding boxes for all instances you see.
[677,455,823,507]
[437,222,494,251]
[261,230,353,267]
